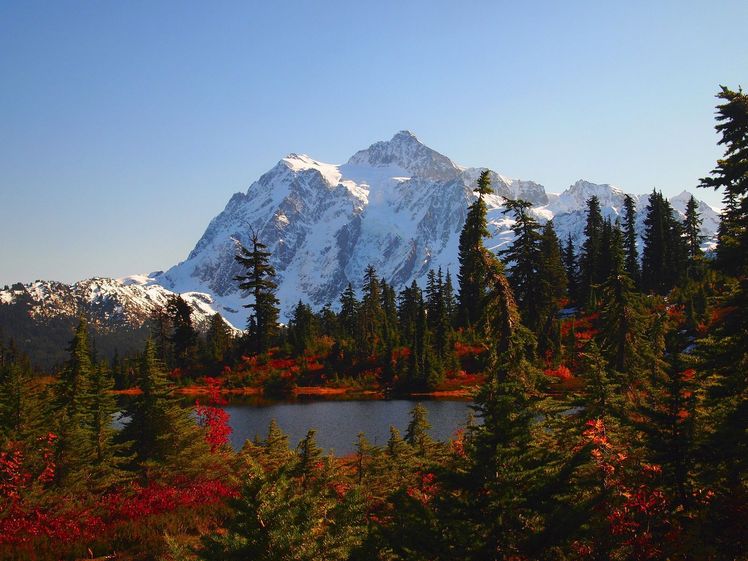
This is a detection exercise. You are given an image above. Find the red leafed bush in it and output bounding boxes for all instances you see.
[577,418,676,560]
[195,377,232,452]
[406,472,439,506]
[544,364,573,381]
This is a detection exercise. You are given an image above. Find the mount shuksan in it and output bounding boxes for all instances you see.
[152,131,720,326]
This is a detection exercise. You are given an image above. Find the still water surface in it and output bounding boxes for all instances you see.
[224,398,476,456]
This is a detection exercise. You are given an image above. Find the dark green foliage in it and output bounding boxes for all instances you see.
[287,300,318,355]
[167,295,198,370]
[234,233,280,354]
[52,319,97,487]
[641,190,688,294]
[119,339,210,476]
[405,403,433,456]
[295,429,323,481]
[579,195,604,308]
[358,265,385,357]
[500,199,543,330]
[200,458,366,561]
[338,282,359,337]
[700,86,748,276]
[399,285,442,391]
[0,342,46,447]
[457,170,492,329]
[622,194,641,288]
[204,312,233,368]
[598,229,646,376]
[537,220,567,354]
[561,233,578,305]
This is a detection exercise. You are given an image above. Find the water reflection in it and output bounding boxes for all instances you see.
[223,398,476,456]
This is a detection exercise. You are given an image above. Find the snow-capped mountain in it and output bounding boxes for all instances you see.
[0,276,227,330]
[0,276,233,368]
[153,131,720,326]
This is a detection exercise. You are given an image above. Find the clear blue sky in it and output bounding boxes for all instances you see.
[1,0,745,286]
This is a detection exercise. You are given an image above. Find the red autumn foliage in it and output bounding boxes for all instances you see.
[195,377,232,452]
[1,432,236,547]
[579,418,676,560]
[544,364,573,381]
[406,472,438,506]
[454,342,486,358]
[451,429,467,458]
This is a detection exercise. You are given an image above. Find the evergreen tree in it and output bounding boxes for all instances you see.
[700,86,748,276]
[296,429,323,487]
[444,269,456,326]
[380,280,400,349]
[597,217,615,285]
[683,195,705,279]
[442,247,549,559]
[622,194,641,287]
[257,419,293,472]
[205,313,232,368]
[405,403,433,456]
[398,280,422,346]
[167,295,198,370]
[579,195,604,307]
[119,339,210,477]
[499,199,543,330]
[537,220,568,354]
[358,265,385,357]
[87,360,129,489]
[287,300,317,355]
[201,457,366,561]
[457,170,492,329]
[641,190,687,294]
[693,86,748,556]
[149,306,174,367]
[338,283,359,337]
[0,344,45,447]
[598,225,646,377]
[234,233,280,354]
[426,268,453,364]
[53,319,96,487]
[561,234,578,306]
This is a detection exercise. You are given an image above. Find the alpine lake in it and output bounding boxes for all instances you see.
[215,395,477,456]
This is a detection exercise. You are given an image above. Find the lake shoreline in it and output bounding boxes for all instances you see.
[112,384,477,400]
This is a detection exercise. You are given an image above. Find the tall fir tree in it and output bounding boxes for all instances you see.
[287,300,318,355]
[205,312,232,368]
[338,282,359,338]
[694,86,748,556]
[579,195,604,308]
[53,319,96,488]
[537,220,568,355]
[358,265,385,357]
[561,233,578,306]
[234,233,280,354]
[598,224,647,377]
[700,86,748,276]
[119,339,210,477]
[622,194,641,288]
[0,344,45,447]
[683,194,705,280]
[499,199,543,331]
[167,295,198,370]
[641,190,687,294]
[457,170,492,329]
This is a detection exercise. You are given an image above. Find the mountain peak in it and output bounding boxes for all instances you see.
[345,130,459,181]
[392,129,418,141]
